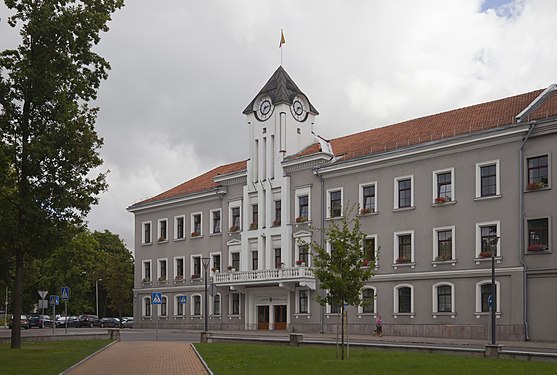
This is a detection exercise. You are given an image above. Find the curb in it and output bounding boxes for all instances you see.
[191,343,214,375]
[58,339,120,375]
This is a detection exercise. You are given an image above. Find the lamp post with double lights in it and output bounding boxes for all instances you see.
[490,237,500,346]
[201,257,211,333]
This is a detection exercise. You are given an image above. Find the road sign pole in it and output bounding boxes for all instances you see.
[52,303,55,335]
[65,301,68,335]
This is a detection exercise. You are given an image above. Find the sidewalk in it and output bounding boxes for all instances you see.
[63,341,207,375]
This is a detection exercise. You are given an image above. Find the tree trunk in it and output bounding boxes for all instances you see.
[10,248,24,349]
[341,304,345,360]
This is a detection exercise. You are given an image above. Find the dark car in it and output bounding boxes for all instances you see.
[121,317,133,328]
[77,314,102,328]
[8,314,30,329]
[100,317,120,328]
[54,316,79,328]
[28,314,51,328]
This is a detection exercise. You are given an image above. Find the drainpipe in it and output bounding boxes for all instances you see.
[518,122,536,341]
[314,168,326,334]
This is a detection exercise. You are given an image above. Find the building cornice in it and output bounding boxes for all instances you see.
[127,187,227,213]
[282,152,333,172]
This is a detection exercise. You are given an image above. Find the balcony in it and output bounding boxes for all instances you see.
[213,267,316,290]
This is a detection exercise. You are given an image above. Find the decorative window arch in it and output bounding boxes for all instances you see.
[174,294,185,317]
[393,284,414,316]
[212,293,221,316]
[158,295,168,316]
[358,286,377,315]
[432,282,455,315]
[191,294,202,316]
[475,280,501,315]
[142,296,151,317]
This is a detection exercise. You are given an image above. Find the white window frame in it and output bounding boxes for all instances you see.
[157,258,168,282]
[174,215,185,240]
[359,182,378,213]
[296,288,311,315]
[475,220,501,258]
[229,200,242,231]
[394,175,414,209]
[393,230,415,265]
[294,231,312,267]
[524,152,551,190]
[432,168,455,203]
[432,282,455,315]
[142,296,151,317]
[326,187,344,219]
[174,294,185,317]
[363,234,378,268]
[174,256,185,281]
[475,159,500,198]
[142,260,152,282]
[157,295,168,316]
[393,284,414,316]
[142,221,152,245]
[432,226,456,261]
[210,209,222,234]
[229,293,241,315]
[294,186,311,221]
[525,216,551,253]
[191,294,202,316]
[210,252,222,275]
[157,218,168,242]
[475,280,501,315]
[358,286,377,315]
[190,212,203,236]
[190,254,202,278]
[211,293,222,316]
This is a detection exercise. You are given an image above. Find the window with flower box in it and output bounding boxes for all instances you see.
[393,231,414,265]
[526,155,549,190]
[157,219,168,241]
[360,183,376,214]
[157,259,167,281]
[433,226,455,262]
[229,203,241,231]
[142,260,151,282]
[174,257,184,281]
[298,244,310,266]
[295,186,311,222]
[191,213,202,236]
[191,256,201,278]
[475,221,500,259]
[433,168,454,204]
[527,218,549,253]
[363,236,376,266]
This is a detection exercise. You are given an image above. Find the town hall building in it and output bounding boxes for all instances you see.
[128,66,557,341]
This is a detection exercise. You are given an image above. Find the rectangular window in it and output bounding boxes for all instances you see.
[480,165,497,197]
[158,259,167,281]
[161,296,167,316]
[142,222,152,244]
[298,195,309,220]
[299,290,309,314]
[274,200,281,226]
[398,287,411,313]
[177,297,184,316]
[275,248,282,268]
[158,219,167,241]
[192,256,201,277]
[212,254,221,272]
[231,253,240,270]
[251,204,258,229]
[398,179,412,208]
[527,155,549,188]
[398,234,412,262]
[362,289,375,314]
[192,213,202,235]
[527,218,549,252]
[213,294,221,316]
[232,294,240,315]
[480,225,498,255]
[251,251,258,271]
[299,244,309,265]
[436,172,452,201]
[330,300,340,314]
[329,190,342,217]
[364,237,376,262]
[175,258,184,279]
[231,207,241,230]
[193,296,201,316]
[437,285,452,312]
[145,298,151,317]
[481,284,491,313]
[437,230,452,260]
[211,210,221,234]
[362,185,376,212]
[175,216,185,239]
[142,261,151,282]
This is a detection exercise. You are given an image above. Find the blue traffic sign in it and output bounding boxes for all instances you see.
[49,295,60,306]
[152,292,162,305]
[61,287,70,301]
[179,296,187,305]
[488,294,494,308]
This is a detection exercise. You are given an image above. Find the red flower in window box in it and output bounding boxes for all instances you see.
[479,251,492,258]
[362,259,370,266]
[527,244,546,252]
[527,182,545,190]
[295,259,306,266]
[434,196,447,204]
[396,257,410,264]
[174,275,183,281]
[229,225,240,232]
[360,208,374,215]
[191,231,200,237]
[190,273,200,279]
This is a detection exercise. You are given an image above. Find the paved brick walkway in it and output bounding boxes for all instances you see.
[65,341,207,375]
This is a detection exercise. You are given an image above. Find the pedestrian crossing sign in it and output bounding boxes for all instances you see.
[61,286,70,301]
[49,295,60,306]
[152,292,162,305]
[179,296,187,305]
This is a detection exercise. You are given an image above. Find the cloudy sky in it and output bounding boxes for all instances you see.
[2,0,556,251]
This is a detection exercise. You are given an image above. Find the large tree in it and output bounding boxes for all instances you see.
[311,206,375,360]
[0,0,123,348]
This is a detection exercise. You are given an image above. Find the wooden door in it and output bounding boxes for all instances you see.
[257,306,269,330]
[274,305,287,330]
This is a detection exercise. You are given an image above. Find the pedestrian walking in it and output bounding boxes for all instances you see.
[374,314,383,337]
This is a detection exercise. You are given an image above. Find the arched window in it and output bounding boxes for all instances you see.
[192,295,202,316]
[394,284,414,315]
[213,294,221,316]
[432,282,455,314]
[143,296,151,317]
[475,280,501,314]
[160,296,168,316]
[359,287,376,314]
[175,295,185,316]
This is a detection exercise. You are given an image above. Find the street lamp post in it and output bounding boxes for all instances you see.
[96,279,102,317]
[490,237,500,346]
[201,257,211,333]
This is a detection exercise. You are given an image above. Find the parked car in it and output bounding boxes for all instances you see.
[54,316,79,328]
[121,317,133,328]
[8,315,30,329]
[77,314,102,328]
[100,317,120,328]
[28,314,52,328]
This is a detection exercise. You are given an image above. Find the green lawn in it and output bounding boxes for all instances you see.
[194,343,557,375]
[0,340,111,375]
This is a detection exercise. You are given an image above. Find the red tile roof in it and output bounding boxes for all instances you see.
[131,160,246,207]
[132,87,557,208]
[298,88,557,161]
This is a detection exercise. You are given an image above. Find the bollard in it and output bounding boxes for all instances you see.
[289,333,303,346]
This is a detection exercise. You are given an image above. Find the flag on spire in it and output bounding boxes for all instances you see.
[279,29,286,48]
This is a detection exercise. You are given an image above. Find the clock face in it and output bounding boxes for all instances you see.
[255,95,274,121]
[291,95,308,122]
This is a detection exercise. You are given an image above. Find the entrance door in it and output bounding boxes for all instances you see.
[257,306,269,330]
[274,305,287,330]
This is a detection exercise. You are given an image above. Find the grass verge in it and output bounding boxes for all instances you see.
[0,339,111,375]
[194,343,557,375]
